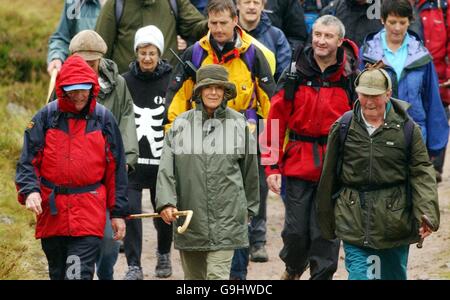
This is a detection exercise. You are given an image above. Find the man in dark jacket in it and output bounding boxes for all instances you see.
[265,0,308,50]
[15,55,128,280]
[320,0,383,47]
[261,15,359,280]
[237,0,291,81]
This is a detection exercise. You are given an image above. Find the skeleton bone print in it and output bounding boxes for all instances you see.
[134,97,165,159]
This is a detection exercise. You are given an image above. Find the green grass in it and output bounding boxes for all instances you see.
[0,0,63,279]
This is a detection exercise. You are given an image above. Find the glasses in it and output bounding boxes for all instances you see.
[138,51,158,58]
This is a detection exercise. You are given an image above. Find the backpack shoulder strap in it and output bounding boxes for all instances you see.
[115,0,124,27]
[95,103,107,128]
[339,110,353,146]
[336,110,353,178]
[45,100,59,130]
[192,41,205,70]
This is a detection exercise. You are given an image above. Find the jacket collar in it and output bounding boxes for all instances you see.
[361,29,431,69]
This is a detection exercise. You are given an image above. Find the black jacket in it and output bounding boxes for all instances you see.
[266,0,308,51]
[320,0,383,47]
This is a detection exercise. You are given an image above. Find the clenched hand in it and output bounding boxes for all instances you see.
[25,192,43,215]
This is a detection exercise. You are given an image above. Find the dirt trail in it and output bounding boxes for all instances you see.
[113,155,450,280]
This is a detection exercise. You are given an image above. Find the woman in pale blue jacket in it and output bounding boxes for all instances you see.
[359,0,448,158]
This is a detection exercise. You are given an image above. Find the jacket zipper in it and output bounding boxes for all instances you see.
[364,137,374,247]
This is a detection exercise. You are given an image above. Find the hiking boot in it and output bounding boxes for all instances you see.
[123,266,143,280]
[280,270,300,280]
[155,252,172,278]
[250,245,268,262]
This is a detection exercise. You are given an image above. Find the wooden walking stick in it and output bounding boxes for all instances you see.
[46,68,58,104]
[417,215,436,248]
[127,210,193,234]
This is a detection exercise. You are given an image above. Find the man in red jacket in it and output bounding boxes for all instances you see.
[15,55,128,280]
[260,15,359,280]
[416,0,450,182]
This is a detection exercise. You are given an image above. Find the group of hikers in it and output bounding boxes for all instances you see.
[14,0,447,280]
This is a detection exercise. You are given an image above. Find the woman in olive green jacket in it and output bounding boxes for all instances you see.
[156,64,260,280]
[316,68,440,280]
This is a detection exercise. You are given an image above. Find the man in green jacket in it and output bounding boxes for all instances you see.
[95,0,208,73]
[69,30,139,280]
[156,64,260,280]
[316,67,440,280]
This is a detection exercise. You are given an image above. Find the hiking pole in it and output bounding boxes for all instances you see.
[46,68,58,104]
[417,215,436,248]
[127,210,193,234]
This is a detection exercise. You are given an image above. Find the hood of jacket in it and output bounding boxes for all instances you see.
[129,59,172,81]
[98,58,121,98]
[295,38,359,81]
[361,29,432,69]
[55,55,99,114]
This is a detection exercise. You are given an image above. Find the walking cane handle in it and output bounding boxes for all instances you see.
[127,210,194,234]
[175,210,193,234]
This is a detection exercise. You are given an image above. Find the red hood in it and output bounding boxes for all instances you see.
[55,55,100,114]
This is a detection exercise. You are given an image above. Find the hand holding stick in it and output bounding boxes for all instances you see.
[127,210,193,234]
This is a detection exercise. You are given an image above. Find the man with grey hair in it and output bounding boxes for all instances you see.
[260,15,360,279]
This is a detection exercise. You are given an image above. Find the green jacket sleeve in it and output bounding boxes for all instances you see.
[177,0,208,40]
[94,0,116,59]
[316,121,341,240]
[409,124,440,231]
[47,2,71,63]
[239,124,260,217]
[117,75,139,170]
[156,129,178,212]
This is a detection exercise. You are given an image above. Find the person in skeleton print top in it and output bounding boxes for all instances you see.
[121,25,174,280]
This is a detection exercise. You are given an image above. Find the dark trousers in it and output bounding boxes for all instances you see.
[249,162,269,247]
[433,105,449,173]
[230,161,268,279]
[280,177,339,280]
[125,185,173,267]
[41,236,101,280]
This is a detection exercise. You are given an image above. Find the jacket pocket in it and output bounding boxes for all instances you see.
[384,187,413,241]
[334,189,364,240]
